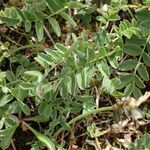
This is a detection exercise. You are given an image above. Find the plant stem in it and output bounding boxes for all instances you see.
[134,34,150,74]
[53,106,113,138]
[1,33,22,46]
[8,44,44,56]
[11,140,16,150]
[43,25,55,45]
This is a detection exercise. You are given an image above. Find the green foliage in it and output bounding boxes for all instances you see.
[23,122,56,150]
[0,118,19,149]
[129,134,150,150]
[0,0,77,41]
[0,0,150,149]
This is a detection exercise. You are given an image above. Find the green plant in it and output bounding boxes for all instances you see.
[0,0,79,42]
[129,133,150,150]
[0,0,150,149]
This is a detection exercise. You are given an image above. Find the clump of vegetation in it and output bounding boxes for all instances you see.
[0,0,150,149]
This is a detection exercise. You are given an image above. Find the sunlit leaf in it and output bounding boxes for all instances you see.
[102,76,115,94]
[124,83,134,96]
[22,10,36,22]
[119,60,137,71]
[25,71,43,83]
[35,21,44,41]
[23,122,55,150]
[0,17,20,26]
[138,64,149,81]
[76,64,94,90]
[60,12,77,28]
[48,17,61,37]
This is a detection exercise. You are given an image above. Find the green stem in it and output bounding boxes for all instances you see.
[1,33,22,46]
[134,34,150,74]
[5,44,44,57]
[53,106,113,138]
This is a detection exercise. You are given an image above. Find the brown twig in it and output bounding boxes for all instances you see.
[11,140,16,150]
[43,25,55,45]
